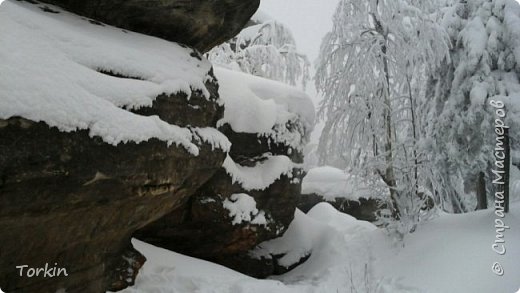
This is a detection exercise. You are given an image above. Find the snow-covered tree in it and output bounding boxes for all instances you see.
[316,0,450,227]
[207,17,310,90]
[422,0,520,213]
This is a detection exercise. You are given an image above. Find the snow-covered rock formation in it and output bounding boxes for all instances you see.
[0,0,315,291]
[298,166,389,223]
[135,68,315,278]
[0,1,232,292]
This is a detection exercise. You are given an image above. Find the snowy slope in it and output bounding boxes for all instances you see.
[0,0,229,154]
[120,204,399,293]
[121,202,520,293]
[374,204,520,293]
[119,239,295,293]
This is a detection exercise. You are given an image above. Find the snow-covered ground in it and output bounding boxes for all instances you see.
[374,205,520,293]
[122,202,520,293]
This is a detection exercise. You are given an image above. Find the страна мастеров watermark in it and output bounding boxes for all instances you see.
[489,99,510,277]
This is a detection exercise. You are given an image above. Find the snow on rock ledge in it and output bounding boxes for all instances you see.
[215,67,315,150]
[0,0,229,154]
[223,193,268,226]
[223,154,295,191]
[302,166,388,201]
[299,166,389,222]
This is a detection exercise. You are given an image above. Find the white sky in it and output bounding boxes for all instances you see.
[259,0,340,63]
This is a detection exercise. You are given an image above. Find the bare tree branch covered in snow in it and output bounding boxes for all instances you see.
[315,0,450,230]
[207,18,311,90]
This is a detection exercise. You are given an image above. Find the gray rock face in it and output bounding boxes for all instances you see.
[38,0,260,53]
[135,126,306,278]
[0,71,226,292]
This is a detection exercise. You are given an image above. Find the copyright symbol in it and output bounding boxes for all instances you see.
[492,262,504,276]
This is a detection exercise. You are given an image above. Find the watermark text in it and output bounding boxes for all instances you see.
[489,99,509,276]
[16,263,68,278]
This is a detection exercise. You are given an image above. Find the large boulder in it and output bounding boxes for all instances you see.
[0,111,225,293]
[0,2,232,292]
[38,0,260,53]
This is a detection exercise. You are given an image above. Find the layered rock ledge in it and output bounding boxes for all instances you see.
[38,0,260,53]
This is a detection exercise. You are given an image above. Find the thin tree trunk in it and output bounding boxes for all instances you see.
[376,17,400,219]
[451,192,464,214]
[406,75,419,199]
[475,171,487,210]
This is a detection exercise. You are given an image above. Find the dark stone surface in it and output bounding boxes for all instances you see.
[298,193,382,223]
[135,94,309,278]
[218,251,311,278]
[0,70,226,292]
[133,69,223,128]
[38,0,260,53]
[135,118,308,278]
[219,123,305,165]
[135,165,304,278]
[108,244,147,291]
